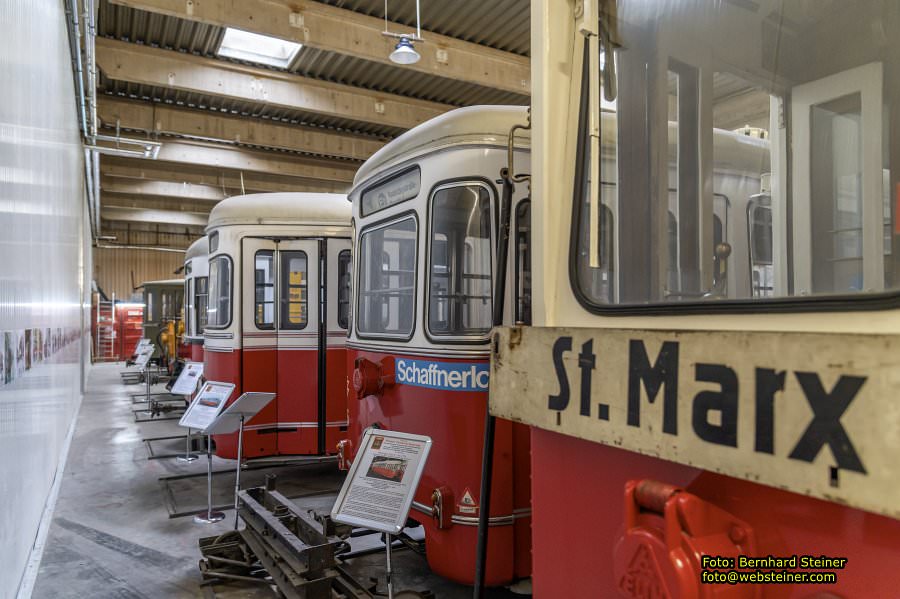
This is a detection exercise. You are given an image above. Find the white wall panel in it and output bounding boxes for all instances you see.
[0,1,88,597]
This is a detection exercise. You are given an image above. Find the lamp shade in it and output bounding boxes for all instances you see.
[389,37,420,65]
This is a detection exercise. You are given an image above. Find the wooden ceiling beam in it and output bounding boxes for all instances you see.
[97,96,385,161]
[100,156,349,194]
[96,37,448,131]
[101,177,226,202]
[101,206,209,227]
[109,0,530,95]
[94,137,357,184]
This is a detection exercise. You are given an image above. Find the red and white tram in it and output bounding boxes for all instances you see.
[343,106,532,586]
[203,193,352,460]
[183,235,208,363]
[487,1,900,597]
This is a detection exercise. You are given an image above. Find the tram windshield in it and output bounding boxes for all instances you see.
[574,0,898,307]
[428,184,493,337]
[357,217,416,337]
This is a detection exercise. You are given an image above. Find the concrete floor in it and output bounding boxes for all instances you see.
[32,363,529,598]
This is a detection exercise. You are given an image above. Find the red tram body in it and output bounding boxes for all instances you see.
[203,193,352,459]
[343,107,532,586]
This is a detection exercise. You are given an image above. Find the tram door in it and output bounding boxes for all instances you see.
[241,237,330,457]
[791,63,886,295]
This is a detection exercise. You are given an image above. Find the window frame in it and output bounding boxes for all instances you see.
[280,250,310,331]
[424,178,497,344]
[254,250,276,330]
[205,254,234,329]
[515,198,532,326]
[195,276,209,333]
[184,279,192,335]
[355,211,419,342]
[337,249,352,330]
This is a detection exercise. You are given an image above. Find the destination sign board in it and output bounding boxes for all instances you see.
[489,326,900,519]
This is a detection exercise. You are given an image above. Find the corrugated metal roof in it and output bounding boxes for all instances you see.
[317,0,530,56]
[97,0,530,128]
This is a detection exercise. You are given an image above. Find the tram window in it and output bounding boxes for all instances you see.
[281,252,308,330]
[255,251,275,329]
[570,0,898,310]
[184,281,192,335]
[515,200,532,325]
[207,256,232,328]
[146,291,155,323]
[748,201,774,298]
[428,183,493,337]
[195,276,209,332]
[357,217,416,338]
[337,250,351,329]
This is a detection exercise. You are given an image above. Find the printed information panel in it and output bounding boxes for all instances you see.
[132,338,151,356]
[133,345,154,369]
[331,429,431,535]
[489,327,900,519]
[179,381,235,432]
[171,361,204,395]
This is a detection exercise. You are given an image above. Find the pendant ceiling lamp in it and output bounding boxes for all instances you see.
[383,0,423,65]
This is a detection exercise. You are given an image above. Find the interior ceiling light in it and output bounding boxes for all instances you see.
[383,0,423,66]
[389,37,420,65]
[217,28,302,69]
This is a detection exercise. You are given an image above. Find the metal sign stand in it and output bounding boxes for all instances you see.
[179,381,235,526]
[202,392,276,529]
[233,414,245,529]
[385,533,395,599]
[194,435,225,524]
[331,429,432,599]
[175,423,199,463]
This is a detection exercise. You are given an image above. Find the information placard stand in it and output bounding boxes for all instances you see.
[171,362,205,463]
[132,346,156,414]
[204,392,276,529]
[179,381,235,524]
[331,429,432,599]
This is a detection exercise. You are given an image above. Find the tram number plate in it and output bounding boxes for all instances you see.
[489,327,900,519]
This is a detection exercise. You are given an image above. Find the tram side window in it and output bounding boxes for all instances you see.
[428,184,493,337]
[337,250,351,329]
[207,256,232,328]
[281,252,308,330]
[196,276,209,332]
[184,281,192,335]
[255,251,275,329]
[357,217,416,337]
[515,200,532,325]
[146,291,155,323]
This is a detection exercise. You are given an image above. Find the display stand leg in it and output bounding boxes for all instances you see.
[176,392,199,463]
[193,434,225,524]
[145,366,156,415]
[233,415,244,530]
[385,533,394,599]
[176,427,198,463]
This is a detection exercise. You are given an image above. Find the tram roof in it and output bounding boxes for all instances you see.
[353,105,531,188]
[206,193,350,230]
[185,236,208,261]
